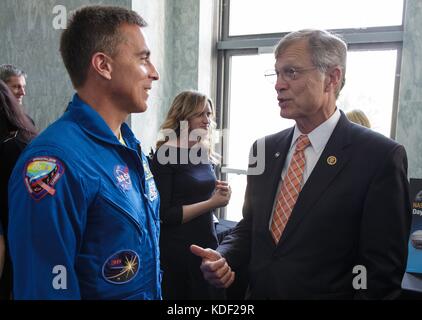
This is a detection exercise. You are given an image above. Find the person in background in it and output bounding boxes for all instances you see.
[152,90,231,299]
[0,80,37,300]
[0,64,27,105]
[0,64,35,127]
[191,29,411,299]
[8,5,161,299]
[346,109,371,128]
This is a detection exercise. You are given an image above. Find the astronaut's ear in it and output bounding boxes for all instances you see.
[91,52,112,81]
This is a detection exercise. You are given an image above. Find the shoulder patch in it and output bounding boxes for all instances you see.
[102,249,140,284]
[23,157,65,200]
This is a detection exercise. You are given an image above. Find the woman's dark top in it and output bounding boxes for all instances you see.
[152,145,218,248]
[151,145,220,299]
[0,132,28,299]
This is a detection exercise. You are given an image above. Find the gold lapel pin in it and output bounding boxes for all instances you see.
[327,156,337,166]
[275,152,280,158]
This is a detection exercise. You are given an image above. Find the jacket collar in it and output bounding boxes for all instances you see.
[65,94,141,149]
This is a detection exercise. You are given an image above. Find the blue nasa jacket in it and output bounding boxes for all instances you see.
[8,94,161,299]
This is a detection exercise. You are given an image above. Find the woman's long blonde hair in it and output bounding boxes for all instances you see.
[156,90,219,163]
[346,109,371,128]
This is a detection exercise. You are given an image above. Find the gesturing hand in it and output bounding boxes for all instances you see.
[190,244,235,289]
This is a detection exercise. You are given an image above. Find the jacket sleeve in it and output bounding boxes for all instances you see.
[217,141,260,269]
[8,148,90,299]
[355,144,411,299]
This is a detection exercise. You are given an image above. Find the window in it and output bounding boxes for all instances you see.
[229,0,404,36]
[217,0,405,222]
[337,50,398,137]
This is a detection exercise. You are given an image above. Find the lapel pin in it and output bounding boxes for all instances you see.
[275,152,280,158]
[327,156,337,166]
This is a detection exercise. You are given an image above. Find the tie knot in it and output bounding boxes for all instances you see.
[295,134,310,152]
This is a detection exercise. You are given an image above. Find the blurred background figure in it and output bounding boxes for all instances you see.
[346,109,371,128]
[0,64,34,126]
[0,80,37,299]
[0,64,27,105]
[152,90,231,300]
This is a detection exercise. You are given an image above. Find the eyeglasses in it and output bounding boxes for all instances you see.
[264,66,318,84]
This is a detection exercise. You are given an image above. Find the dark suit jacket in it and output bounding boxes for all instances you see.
[218,112,411,299]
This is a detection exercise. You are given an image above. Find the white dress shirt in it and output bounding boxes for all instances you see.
[269,108,341,228]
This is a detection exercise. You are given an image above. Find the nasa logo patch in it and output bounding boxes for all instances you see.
[114,165,132,191]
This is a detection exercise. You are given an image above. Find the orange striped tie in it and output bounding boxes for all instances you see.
[271,134,310,244]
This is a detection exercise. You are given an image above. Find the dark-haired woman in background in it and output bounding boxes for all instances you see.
[0,80,37,299]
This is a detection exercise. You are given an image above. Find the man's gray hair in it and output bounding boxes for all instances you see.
[274,29,347,98]
[0,64,27,83]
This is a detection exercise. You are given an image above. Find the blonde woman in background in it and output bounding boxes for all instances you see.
[151,90,231,300]
[346,109,371,128]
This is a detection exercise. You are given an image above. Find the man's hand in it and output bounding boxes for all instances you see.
[190,244,235,288]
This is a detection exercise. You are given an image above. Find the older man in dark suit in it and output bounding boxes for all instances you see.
[191,29,411,299]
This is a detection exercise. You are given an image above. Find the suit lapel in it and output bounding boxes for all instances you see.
[260,128,294,245]
[277,112,354,246]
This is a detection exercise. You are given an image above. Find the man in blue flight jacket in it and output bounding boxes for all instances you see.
[8,6,161,299]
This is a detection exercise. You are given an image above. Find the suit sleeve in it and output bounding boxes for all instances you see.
[355,144,411,299]
[8,148,90,299]
[218,141,261,269]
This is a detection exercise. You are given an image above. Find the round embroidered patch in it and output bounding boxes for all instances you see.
[102,249,140,284]
[24,156,65,200]
[114,165,132,191]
